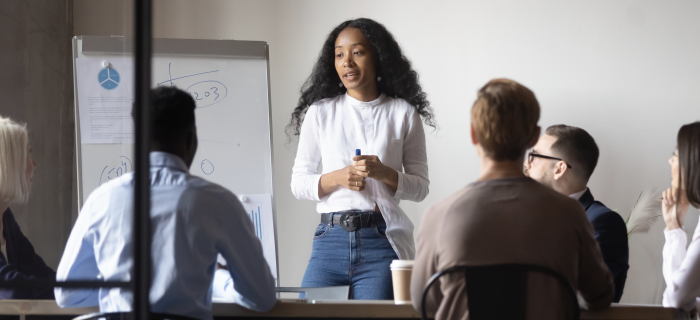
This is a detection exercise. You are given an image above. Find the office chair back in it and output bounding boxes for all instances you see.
[73,312,200,320]
[421,264,580,320]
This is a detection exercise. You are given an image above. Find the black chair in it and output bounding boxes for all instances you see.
[421,264,580,320]
[73,312,200,320]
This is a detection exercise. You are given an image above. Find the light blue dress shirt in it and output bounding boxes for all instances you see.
[55,152,276,320]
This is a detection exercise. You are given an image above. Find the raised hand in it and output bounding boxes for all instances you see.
[662,187,690,230]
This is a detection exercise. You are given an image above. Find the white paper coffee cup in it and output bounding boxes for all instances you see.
[390,260,414,305]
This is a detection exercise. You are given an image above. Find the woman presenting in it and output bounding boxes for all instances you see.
[661,121,700,311]
[0,116,55,299]
[289,18,435,299]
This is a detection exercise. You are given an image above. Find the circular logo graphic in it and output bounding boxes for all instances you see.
[98,68,120,90]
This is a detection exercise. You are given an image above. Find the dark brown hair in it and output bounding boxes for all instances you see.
[286,18,435,140]
[471,78,540,161]
[545,125,600,183]
[678,121,700,208]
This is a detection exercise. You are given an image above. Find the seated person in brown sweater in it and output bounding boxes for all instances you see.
[410,79,614,320]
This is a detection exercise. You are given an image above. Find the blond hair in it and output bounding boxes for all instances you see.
[471,78,540,161]
[0,116,30,204]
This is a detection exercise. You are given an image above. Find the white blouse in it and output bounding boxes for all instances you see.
[290,93,429,259]
[662,219,700,311]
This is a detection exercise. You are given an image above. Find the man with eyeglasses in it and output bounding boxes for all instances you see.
[524,124,629,302]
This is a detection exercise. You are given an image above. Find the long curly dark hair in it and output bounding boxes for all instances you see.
[286,18,436,139]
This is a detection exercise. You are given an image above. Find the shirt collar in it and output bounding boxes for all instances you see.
[568,188,589,200]
[150,151,189,172]
[344,92,385,108]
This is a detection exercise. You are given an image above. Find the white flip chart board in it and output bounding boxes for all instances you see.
[71,36,278,279]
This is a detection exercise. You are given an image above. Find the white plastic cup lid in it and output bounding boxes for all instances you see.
[390,260,414,268]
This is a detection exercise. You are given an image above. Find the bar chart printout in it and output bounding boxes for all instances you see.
[248,205,263,240]
[237,194,276,278]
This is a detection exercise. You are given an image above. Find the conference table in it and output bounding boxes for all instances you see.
[0,300,690,320]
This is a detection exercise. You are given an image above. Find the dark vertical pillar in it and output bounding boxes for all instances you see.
[132,0,152,319]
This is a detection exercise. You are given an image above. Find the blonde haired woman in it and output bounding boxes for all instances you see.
[0,116,55,299]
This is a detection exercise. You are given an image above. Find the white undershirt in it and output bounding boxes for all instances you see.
[568,188,588,201]
[290,93,430,259]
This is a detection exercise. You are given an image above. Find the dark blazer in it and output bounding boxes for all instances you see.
[0,208,56,299]
[578,189,629,302]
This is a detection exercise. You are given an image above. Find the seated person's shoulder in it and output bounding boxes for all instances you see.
[523,180,591,224]
[587,200,626,227]
[529,181,582,209]
[86,173,134,200]
[180,177,243,209]
[78,174,135,219]
[424,186,476,218]
[587,200,615,216]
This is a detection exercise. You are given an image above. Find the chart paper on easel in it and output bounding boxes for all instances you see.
[76,57,134,144]
[236,194,276,279]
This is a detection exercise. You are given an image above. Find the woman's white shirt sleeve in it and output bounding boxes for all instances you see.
[394,109,429,202]
[662,224,700,311]
[290,105,322,202]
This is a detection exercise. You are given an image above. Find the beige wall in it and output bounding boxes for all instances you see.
[73,0,700,303]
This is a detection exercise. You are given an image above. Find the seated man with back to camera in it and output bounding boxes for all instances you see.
[55,87,276,320]
[525,124,629,302]
[410,79,614,320]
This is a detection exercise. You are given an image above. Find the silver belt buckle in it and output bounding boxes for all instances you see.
[339,212,357,232]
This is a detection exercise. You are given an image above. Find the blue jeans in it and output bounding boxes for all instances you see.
[301,220,398,300]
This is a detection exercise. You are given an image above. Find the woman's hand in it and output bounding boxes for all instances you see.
[663,187,690,230]
[318,165,365,198]
[353,155,399,193]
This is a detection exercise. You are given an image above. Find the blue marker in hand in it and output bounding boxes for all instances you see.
[355,149,363,187]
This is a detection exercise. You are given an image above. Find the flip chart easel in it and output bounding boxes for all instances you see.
[71,36,279,281]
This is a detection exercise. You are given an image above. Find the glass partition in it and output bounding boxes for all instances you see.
[0,0,143,314]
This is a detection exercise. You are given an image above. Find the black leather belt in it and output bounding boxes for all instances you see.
[321,211,385,232]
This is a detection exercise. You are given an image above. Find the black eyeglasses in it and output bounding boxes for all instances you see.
[527,152,573,169]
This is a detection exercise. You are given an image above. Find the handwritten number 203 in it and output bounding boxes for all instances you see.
[192,87,220,101]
